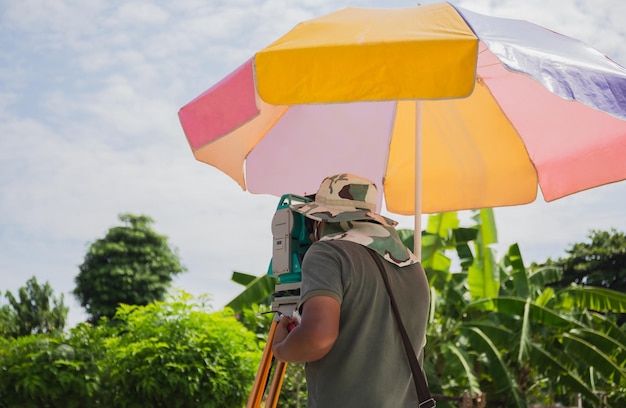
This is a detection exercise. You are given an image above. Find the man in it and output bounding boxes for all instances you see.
[272,173,431,407]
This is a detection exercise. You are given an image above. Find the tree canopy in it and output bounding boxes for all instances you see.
[0,276,68,338]
[73,213,186,322]
[550,229,626,293]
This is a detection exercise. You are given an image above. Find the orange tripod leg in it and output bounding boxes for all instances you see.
[247,320,278,408]
[264,360,288,408]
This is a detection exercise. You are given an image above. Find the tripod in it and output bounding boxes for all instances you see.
[247,282,301,408]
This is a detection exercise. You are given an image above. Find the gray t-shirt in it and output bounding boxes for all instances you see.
[299,240,431,408]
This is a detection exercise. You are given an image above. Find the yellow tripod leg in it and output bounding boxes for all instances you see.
[247,320,278,408]
[264,360,288,408]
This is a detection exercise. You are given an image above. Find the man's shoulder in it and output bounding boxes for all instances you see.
[313,239,365,253]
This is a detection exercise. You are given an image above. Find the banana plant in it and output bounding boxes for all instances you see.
[405,210,626,408]
[225,271,276,313]
[227,209,626,407]
[467,250,625,406]
[409,210,526,407]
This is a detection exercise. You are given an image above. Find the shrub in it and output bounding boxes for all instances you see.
[0,293,261,407]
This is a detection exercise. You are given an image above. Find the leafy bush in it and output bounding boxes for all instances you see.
[0,293,262,407]
[0,333,100,407]
[103,293,261,407]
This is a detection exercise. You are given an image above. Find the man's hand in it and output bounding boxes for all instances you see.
[271,296,340,363]
[273,314,300,345]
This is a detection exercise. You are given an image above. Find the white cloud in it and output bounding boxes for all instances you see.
[115,2,169,25]
[2,0,104,34]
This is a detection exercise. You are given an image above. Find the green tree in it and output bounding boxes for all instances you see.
[73,213,186,322]
[548,229,626,293]
[0,276,68,338]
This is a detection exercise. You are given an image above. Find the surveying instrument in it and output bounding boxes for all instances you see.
[247,194,313,408]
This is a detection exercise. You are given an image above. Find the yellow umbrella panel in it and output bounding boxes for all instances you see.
[256,3,478,104]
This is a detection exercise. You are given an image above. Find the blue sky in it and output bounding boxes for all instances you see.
[1,0,625,327]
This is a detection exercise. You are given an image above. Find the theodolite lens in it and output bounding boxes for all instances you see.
[304,217,315,235]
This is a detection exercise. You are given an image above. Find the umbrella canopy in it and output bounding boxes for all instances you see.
[178,2,626,252]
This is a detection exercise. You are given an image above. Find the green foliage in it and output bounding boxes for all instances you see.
[467,210,499,300]
[550,229,626,293]
[73,213,186,322]
[226,271,277,312]
[277,363,308,407]
[418,213,626,408]
[0,332,101,407]
[540,228,626,327]
[102,292,261,407]
[237,303,275,344]
[0,293,261,407]
[0,276,68,338]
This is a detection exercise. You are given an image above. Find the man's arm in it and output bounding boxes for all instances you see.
[271,295,340,363]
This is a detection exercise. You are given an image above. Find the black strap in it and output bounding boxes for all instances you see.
[366,249,436,408]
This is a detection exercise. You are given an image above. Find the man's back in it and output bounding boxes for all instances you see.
[300,240,431,408]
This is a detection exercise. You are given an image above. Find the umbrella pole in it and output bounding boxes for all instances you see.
[414,101,422,260]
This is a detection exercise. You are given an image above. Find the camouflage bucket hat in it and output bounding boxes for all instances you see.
[290,174,397,227]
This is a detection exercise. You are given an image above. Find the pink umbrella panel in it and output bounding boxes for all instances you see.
[179,3,626,217]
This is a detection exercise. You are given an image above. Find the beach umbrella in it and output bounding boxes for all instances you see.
[178,2,626,258]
